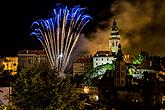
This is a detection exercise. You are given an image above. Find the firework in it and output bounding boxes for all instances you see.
[31,4,92,76]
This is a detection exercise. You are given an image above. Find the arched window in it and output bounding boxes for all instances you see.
[116,41,118,46]
[112,41,114,46]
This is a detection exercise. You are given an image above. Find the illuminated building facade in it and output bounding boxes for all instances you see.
[1,57,18,75]
[109,17,120,54]
[18,49,48,70]
[93,51,115,68]
[92,51,115,78]
[73,56,93,76]
[127,59,156,79]
[124,54,135,64]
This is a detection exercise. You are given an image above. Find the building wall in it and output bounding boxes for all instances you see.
[18,50,48,70]
[127,91,144,103]
[0,87,12,106]
[2,57,18,75]
[93,56,115,68]
[73,63,92,75]
[117,91,144,104]
[73,56,92,76]
[110,37,120,54]
[114,60,126,87]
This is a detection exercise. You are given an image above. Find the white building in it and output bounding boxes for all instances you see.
[93,51,115,68]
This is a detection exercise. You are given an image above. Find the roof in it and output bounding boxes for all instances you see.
[74,55,93,63]
[18,49,46,55]
[94,51,113,57]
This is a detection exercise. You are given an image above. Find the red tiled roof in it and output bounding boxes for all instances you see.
[74,56,93,63]
[19,49,46,54]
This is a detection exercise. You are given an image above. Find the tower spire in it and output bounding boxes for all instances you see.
[109,16,120,54]
[113,16,117,26]
[112,16,118,31]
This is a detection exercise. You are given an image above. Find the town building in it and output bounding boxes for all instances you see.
[93,51,115,68]
[18,49,48,70]
[1,57,18,75]
[73,56,93,76]
[124,54,135,64]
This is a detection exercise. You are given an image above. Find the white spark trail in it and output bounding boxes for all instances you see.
[31,4,92,76]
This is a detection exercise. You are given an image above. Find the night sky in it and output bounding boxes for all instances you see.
[2,0,165,57]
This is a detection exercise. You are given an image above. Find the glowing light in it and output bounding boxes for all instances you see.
[2,57,18,75]
[162,96,165,104]
[31,4,92,76]
[58,53,63,59]
[84,86,89,94]
[89,94,99,101]
[133,51,148,65]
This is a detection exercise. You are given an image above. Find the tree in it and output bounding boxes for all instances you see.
[11,63,85,110]
[133,51,149,65]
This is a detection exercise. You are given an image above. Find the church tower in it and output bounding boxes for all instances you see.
[114,44,126,87]
[109,17,120,55]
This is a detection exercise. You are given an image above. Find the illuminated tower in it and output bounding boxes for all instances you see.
[109,17,120,54]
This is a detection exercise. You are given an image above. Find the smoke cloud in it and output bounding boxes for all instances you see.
[80,0,165,56]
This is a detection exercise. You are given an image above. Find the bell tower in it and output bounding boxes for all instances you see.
[109,17,120,54]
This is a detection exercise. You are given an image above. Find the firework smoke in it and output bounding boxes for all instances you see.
[82,0,165,56]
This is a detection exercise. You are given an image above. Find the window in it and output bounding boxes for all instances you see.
[116,41,118,46]
[13,63,16,66]
[28,59,31,63]
[112,41,114,46]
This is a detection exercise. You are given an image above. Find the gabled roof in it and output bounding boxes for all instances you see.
[74,56,93,63]
[94,51,113,57]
